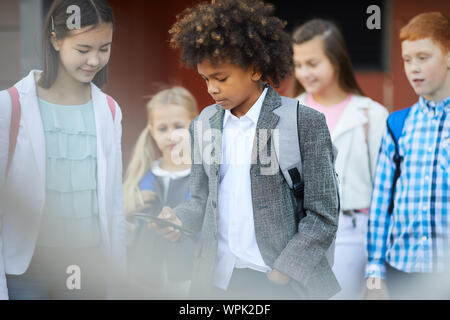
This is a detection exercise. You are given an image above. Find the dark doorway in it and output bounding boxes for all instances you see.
[271,0,387,70]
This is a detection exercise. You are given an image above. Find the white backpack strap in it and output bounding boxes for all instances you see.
[273,97,301,189]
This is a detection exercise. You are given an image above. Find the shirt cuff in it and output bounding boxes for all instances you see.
[365,262,386,280]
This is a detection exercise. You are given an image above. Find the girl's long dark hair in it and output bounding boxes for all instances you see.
[291,19,364,97]
[38,0,114,89]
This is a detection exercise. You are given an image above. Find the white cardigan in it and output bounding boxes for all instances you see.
[297,93,389,211]
[0,70,126,299]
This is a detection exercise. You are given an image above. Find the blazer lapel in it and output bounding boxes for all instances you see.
[204,87,281,197]
[91,84,110,250]
[331,96,367,141]
[18,70,46,189]
[251,86,280,176]
[206,86,281,179]
[297,93,368,141]
[207,105,224,181]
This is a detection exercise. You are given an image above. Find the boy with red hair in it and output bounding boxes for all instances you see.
[365,12,450,299]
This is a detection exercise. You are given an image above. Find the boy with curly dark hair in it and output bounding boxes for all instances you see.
[154,0,340,299]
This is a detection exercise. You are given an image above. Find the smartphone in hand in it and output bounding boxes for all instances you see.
[131,212,195,237]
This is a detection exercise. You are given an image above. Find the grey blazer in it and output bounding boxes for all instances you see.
[174,86,340,299]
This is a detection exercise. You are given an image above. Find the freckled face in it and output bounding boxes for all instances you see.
[402,38,450,101]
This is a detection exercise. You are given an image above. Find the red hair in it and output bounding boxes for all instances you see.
[399,12,450,53]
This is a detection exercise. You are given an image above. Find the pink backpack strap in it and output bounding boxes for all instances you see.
[6,86,20,173]
[106,95,116,121]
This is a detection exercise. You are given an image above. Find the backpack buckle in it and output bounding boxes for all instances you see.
[288,168,304,199]
[393,153,402,164]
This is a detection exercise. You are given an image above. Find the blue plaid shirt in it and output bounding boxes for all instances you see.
[366,96,450,279]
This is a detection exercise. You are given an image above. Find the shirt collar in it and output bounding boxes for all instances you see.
[419,95,450,115]
[151,158,191,179]
[223,87,268,127]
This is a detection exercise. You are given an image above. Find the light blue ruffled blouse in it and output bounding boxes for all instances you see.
[36,98,101,248]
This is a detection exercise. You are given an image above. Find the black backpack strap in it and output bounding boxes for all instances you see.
[385,107,411,214]
[388,144,403,215]
[288,167,304,199]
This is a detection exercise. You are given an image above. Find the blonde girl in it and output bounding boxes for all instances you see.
[124,86,198,299]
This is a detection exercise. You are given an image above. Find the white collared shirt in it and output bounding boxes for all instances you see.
[213,87,271,290]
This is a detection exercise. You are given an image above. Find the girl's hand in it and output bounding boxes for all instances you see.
[133,190,159,211]
[126,190,159,221]
[137,190,159,207]
[148,206,182,242]
[267,269,290,285]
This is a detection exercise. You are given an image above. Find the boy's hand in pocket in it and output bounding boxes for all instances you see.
[267,269,290,285]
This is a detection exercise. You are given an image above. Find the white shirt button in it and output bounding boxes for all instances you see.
[422,236,428,242]
[425,175,430,181]
[428,147,433,152]
[423,206,427,211]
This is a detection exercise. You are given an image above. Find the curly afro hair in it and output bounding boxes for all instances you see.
[169,0,293,87]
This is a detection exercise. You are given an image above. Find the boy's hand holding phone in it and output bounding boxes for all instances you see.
[148,206,183,242]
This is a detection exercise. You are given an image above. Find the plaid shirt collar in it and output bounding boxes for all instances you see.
[419,95,450,116]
